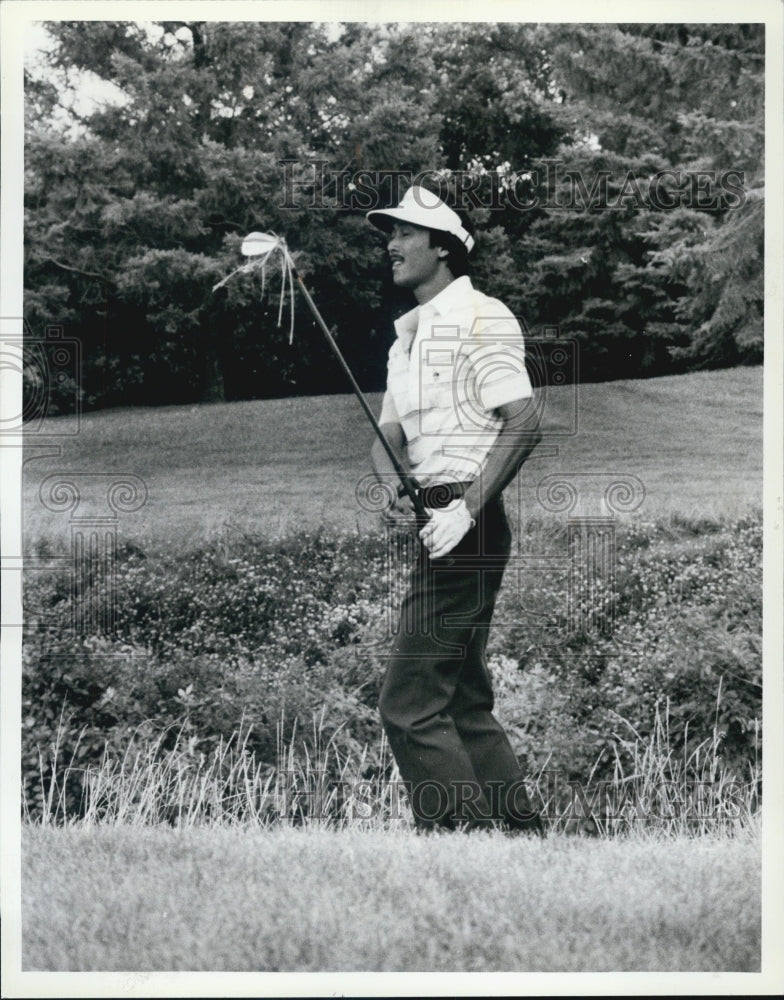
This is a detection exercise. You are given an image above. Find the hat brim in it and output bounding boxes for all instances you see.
[366,207,426,233]
[366,207,475,252]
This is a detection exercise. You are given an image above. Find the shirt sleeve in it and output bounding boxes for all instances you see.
[464,317,534,410]
[479,349,534,408]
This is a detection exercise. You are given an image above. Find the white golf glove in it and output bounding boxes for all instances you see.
[419,499,476,559]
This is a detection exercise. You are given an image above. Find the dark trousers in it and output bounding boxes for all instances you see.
[379,494,540,832]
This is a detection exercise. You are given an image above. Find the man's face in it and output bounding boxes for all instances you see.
[387,222,442,290]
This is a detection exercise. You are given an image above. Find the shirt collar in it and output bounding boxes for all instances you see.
[393,276,474,347]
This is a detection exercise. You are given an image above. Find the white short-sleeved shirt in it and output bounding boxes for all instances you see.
[379,276,533,487]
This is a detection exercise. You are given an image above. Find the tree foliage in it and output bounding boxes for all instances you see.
[24,21,764,410]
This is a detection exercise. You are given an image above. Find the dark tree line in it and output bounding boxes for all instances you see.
[24,21,764,412]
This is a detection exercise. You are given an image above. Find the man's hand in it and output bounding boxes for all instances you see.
[419,499,475,559]
[384,492,419,531]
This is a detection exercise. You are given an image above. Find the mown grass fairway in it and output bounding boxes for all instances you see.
[23,367,763,546]
[22,826,760,972]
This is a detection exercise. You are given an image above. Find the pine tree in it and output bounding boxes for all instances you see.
[25,21,763,409]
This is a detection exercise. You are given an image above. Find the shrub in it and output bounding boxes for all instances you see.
[23,512,762,822]
[489,511,762,780]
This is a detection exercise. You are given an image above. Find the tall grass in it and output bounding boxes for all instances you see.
[27,698,758,838]
[552,696,760,838]
[26,710,410,831]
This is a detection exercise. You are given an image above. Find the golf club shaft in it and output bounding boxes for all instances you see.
[291,266,428,521]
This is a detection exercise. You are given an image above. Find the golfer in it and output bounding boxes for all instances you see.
[367,186,543,833]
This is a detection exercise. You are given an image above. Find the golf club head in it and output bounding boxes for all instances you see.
[241,232,281,257]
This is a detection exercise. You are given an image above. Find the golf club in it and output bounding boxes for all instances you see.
[214,232,429,521]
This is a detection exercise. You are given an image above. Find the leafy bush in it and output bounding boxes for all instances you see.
[23,513,761,821]
[490,512,762,779]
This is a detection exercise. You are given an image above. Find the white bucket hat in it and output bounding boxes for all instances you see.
[367,185,475,253]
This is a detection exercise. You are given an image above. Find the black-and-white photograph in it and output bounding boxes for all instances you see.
[2,1,782,996]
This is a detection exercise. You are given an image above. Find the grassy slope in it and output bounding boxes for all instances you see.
[23,367,762,547]
[22,826,760,973]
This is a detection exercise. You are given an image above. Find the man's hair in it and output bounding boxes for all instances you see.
[429,228,472,278]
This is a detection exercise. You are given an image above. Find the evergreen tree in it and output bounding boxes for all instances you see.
[24,21,764,410]
[535,23,764,376]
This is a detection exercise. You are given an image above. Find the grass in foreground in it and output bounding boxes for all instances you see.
[22,825,760,972]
